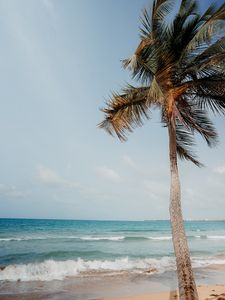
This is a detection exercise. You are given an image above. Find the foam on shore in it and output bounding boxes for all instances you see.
[1,255,225,282]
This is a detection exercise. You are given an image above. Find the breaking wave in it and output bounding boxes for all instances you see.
[79,236,125,241]
[1,256,225,282]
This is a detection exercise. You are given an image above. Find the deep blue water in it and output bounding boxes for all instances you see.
[0,218,225,281]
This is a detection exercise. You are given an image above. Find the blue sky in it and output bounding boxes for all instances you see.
[0,0,224,220]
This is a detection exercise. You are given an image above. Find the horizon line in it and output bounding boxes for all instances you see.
[1,217,225,222]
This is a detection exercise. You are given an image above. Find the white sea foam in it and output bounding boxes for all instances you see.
[207,235,225,239]
[80,236,125,241]
[0,257,173,282]
[192,257,225,268]
[0,238,26,241]
[0,236,125,242]
[0,237,60,242]
[1,255,225,282]
[148,236,172,240]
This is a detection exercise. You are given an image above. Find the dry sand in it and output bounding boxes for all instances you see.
[0,284,224,300]
[104,284,225,300]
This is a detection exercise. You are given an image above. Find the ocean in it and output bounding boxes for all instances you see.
[0,219,225,299]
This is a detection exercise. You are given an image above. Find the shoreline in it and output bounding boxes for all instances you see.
[104,284,225,300]
[0,284,225,300]
[1,266,225,299]
[1,264,225,299]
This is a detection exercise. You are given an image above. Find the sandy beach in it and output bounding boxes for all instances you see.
[0,284,225,300]
[105,285,225,300]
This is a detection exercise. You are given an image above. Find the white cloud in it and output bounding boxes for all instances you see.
[36,165,79,188]
[213,165,225,175]
[96,166,121,182]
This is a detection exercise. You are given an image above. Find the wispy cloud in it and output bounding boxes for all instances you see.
[36,165,79,188]
[96,166,121,182]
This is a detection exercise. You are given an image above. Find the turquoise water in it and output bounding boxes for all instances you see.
[0,218,225,282]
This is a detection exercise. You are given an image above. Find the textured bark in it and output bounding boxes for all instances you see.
[168,120,199,300]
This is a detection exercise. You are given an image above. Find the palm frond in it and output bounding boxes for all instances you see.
[140,8,152,38]
[192,93,225,116]
[200,3,217,20]
[178,74,225,92]
[196,36,225,61]
[176,76,225,116]
[183,3,225,54]
[153,0,174,23]
[176,100,218,147]
[123,0,174,78]
[123,44,158,84]
[179,0,198,15]
[99,86,153,141]
[164,0,200,59]
[183,52,225,78]
[176,125,203,167]
[152,0,174,33]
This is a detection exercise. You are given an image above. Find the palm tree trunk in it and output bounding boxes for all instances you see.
[168,119,199,300]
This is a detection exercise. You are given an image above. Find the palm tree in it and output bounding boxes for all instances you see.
[99,0,225,299]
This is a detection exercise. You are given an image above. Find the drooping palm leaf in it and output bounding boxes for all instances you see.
[175,99,218,147]
[176,125,203,167]
[192,93,225,116]
[99,86,154,141]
